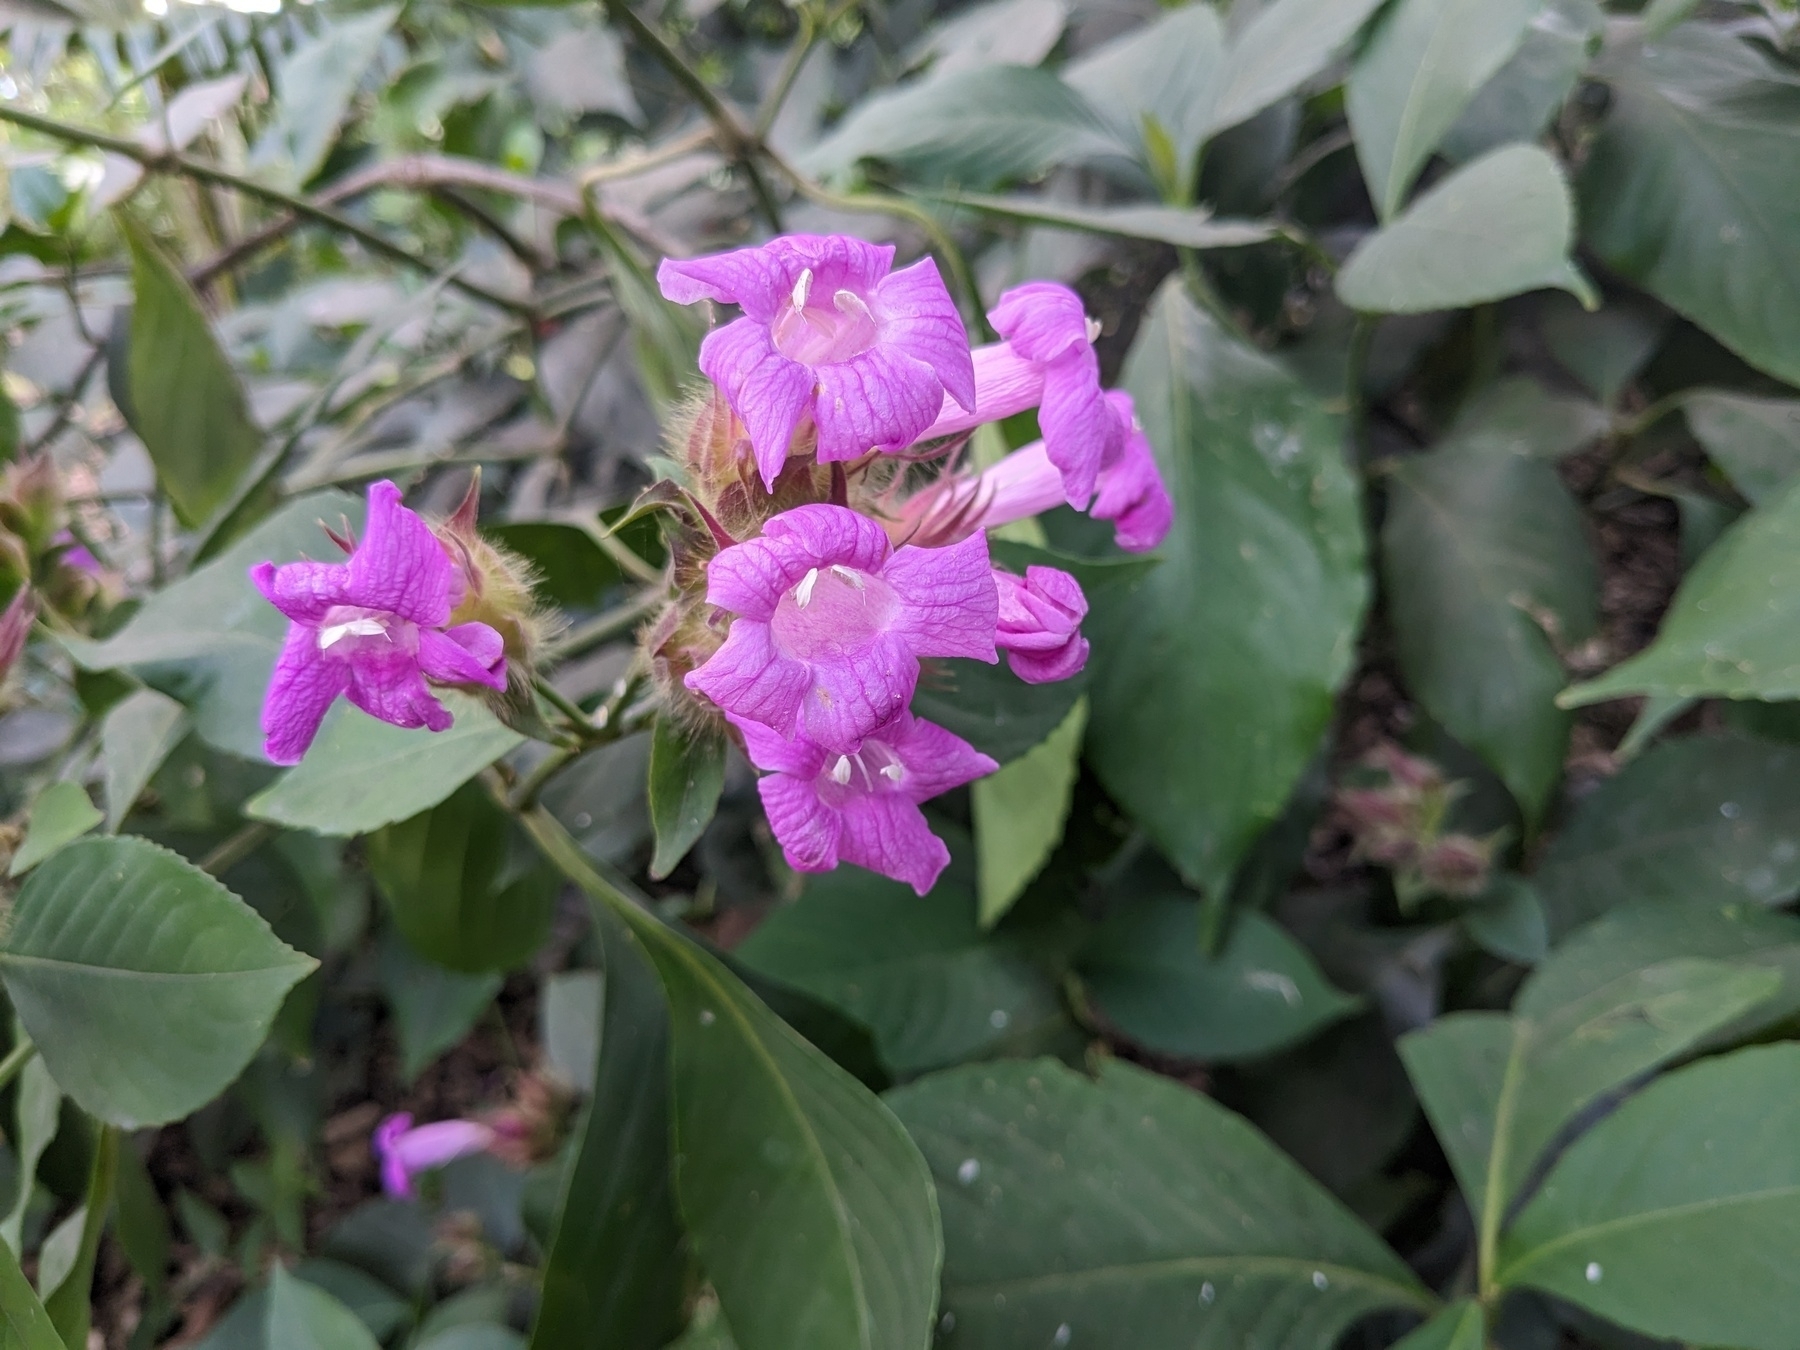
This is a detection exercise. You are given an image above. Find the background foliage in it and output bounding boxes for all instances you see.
[3,0,1800,1346]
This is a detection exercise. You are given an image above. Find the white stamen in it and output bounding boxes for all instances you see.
[794,567,820,607]
[317,617,388,649]
[829,755,853,785]
[829,564,865,589]
[1086,315,1103,344]
[880,763,905,783]
[834,288,875,322]
[791,268,813,311]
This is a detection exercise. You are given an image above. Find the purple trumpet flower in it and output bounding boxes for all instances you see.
[733,710,995,894]
[1091,391,1174,553]
[251,480,507,766]
[994,566,1089,684]
[658,235,976,489]
[686,504,996,751]
[920,281,1120,507]
[374,1112,494,1198]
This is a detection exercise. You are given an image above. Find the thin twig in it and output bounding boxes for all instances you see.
[0,1038,38,1094]
[22,344,105,457]
[199,820,275,875]
[545,587,666,660]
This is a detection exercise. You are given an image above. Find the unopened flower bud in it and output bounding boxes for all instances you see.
[1419,833,1495,899]
[432,472,554,686]
[993,566,1088,684]
[0,587,34,684]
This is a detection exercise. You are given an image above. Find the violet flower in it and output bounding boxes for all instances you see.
[251,480,507,767]
[687,504,997,751]
[1091,391,1174,553]
[374,1112,494,1198]
[920,281,1120,506]
[994,566,1089,684]
[733,711,995,894]
[658,235,976,489]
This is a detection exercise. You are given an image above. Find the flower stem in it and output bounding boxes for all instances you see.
[0,1038,38,1094]
[199,821,275,876]
[546,588,665,661]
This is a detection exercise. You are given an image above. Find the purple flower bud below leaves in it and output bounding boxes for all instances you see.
[373,1111,495,1198]
[994,566,1088,684]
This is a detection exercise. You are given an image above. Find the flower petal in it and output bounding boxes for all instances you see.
[811,344,946,463]
[801,630,917,750]
[1093,392,1174,552]
[417,622,507,690]
[989,281,1092,364]
[698,319,815,490]
[346,481,458,626]
[251,559,355,625]
[657,248,791,322]
[836,794,951,895]
[888,714,999,801]
[1006,635,1090,684]
[760,504,894,575]
[390,1119,494,1173]
[1038,348,1120,508]
[883,530,998,662]
[346,649,454,732]
[875,256,975,410]
[262,624,351,766]
[774,234,896,296]
[704,536,810,621]
[919,343,1046,440]
[685,620,812,737]
[758,772,842,873]
[730,713,829,778]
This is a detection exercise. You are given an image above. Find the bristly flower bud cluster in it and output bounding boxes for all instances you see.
[1334,743,1499,909]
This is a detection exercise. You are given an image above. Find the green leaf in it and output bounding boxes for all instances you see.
[265,1266,380,1350]
[1498,1042,1800,1348]
[1381,380,1597,820]
[529,904,684,1350]
[0,836,316,1128]
[1063,4,1224,194]
[1,1055,59,1255]
[1210,0,1387,135]
[521,811,943,1350]
[887,1059,1431,1347]
[245,695,524,837]
[100,689,187,832]
[42,1129,113,1350]
[1391,1300,1485,1350]
[1641,0,1701,37]
[375,933,501,1081]
[113,1140,171,1297]
[1337,145,1593,313]
[972,697,1085,927]
[929,192,1279,249]
[1682,390,1800,506]
[801,65,1121,188]
[1086,281,1367,896]
[736,835,1067,1076]
[1462,875,1550,965]
[648,715,726,881]
[0,1219,63,1350]
[483,522,621,610]
[1346,0,1545,219]
[910,656,1087,765]
[366,782,557,973]
[1079,901,1357,1061]
[1530,736,1800,935]
[1440,0,1602,163]
[247,7,400,190]
[121,218,264,528]
[1399,957,1776,1231]
[1579,25,1800,387]
[64,491,362,760]
[8,782,101,878]
[539,971,602,1093]
[1539,293,1667,406]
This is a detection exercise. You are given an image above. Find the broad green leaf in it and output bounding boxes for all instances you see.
[64,491,362,760]
[113,1141,171,1297]
[802,65,1121,188]
[1530,736,1800,935]
[247,7,399,190]
[887,1059,1431,1348]
[1087,281,1366,896]
[375,933,501,1081]
[648,714,726,881]
[1346,0,1545,219]
[1209,0,1386,135]
[101,689,187,831]
[736,836,1066,1076]
[1391,1300,1484,1350]
[538,970,602,1094]
[1337,145,1592,313]
[1442,376,1609,461]
[1539,293,1667,406]
[1063,5,1225,195]
[483,522,621,610]
[1498,1042,1800,1348]
[1682,390,1800,505]
[1641,0,1701,36]
[291,1260,411,1343]
[1400,957,1776,1229]
[1079,901,1357,1061]
[910,656,1086,765]
[1563,476,1800,706]
[1440,0,1602,163]
[366,782,556,973]
[0,837,316,1128]
[932,192,1278,249]
[973,697,1085,927]
[246,695,523,836]
[0,1222,63,1350]
[905,0,1067,80]
[522,810,942,1350]
[1579,25,1800,387]
[1381,382,1597,820]
[8,782,101,877]
[265,1266,380,1350]
[0,1054,57,1256]
[121,219,263,527]
[1462,875,1549,965]
[529,903,684,1350]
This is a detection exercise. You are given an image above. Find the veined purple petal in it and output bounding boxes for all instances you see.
[811,343,947,463]
[697,319,815,490]
[757,773,842,873]
[771,234,896,296]
[995,565,1089,683]
[263,623,351,766]
[874,257,975,411]
[1094,391,1174,552]
[884,531,998,662]
[1039,349,1120,508]
[836,794,951,895]
[887,713,999,801]
[732,713,830,778]
[657,249,791,322]
[346,648,454,732]
[920,343,1047,440]
[761,503,895,573]
[990,281,1093,363]
[345,481,458,627]
[417,622,507,689]
[251,559,355,625]
[686,621,813,738]
[801,630,916,749]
